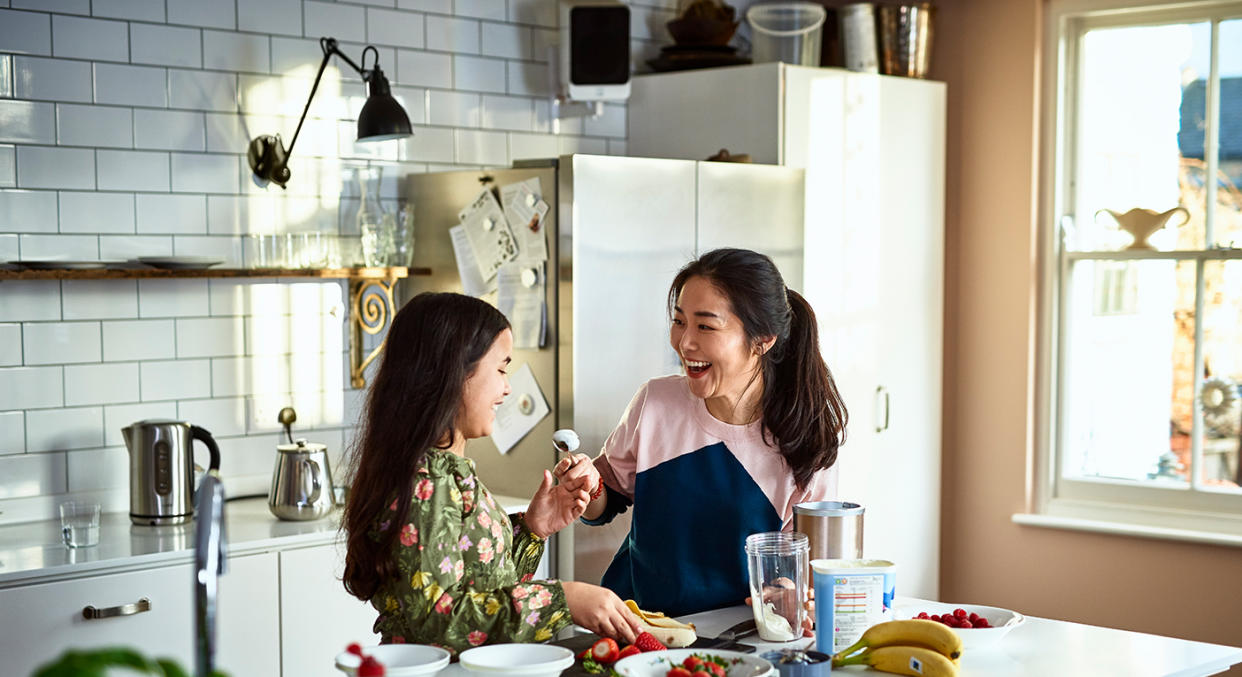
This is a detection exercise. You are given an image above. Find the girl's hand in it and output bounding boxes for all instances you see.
[553,452,601,493]
[524,470,591,538]
[562,581,642,644]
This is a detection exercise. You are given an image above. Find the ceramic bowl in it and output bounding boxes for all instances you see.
[893,601,1026,651]
[459,643,575,677]
[614,649,776,677]
[334,644,451,676]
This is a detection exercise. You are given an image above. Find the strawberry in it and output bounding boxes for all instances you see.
[706,662,725,677]
[666,668,693,677]
[634,631,666,652]
[683,656,703,670]
[590,637,620,663]
[690,670,712,677]
[358,655,386,677]
[617,645,641,660]
[346,643,364,657]
[577,649,591,661]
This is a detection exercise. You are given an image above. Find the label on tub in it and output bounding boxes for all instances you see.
[811,559,896,654]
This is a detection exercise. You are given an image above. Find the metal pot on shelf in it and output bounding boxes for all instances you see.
[268,438,337,521]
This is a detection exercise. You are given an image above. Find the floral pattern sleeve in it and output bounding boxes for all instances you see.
[370,451,571,654]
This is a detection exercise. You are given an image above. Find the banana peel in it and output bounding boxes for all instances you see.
[623,600,697,647]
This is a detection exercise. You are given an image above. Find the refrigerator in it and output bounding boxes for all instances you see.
[401,154,805,584]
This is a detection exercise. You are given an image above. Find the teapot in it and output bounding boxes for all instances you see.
[1095,206,1189,250]
[269,438,336,521]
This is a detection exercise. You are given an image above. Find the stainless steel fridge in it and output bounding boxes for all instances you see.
[401,154,805,584]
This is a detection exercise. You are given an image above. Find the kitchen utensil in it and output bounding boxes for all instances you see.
[269,438,337,521]
[812,558,896,655]
[793,500,864,561]
[59,501,101,548]
[614,649,776,677]
[745,531,809,642]
[878,3,934,78]
[335,644,451,676]
[696,618,758,648]
[122,419,221,526]
[746,2,826,67]
[136,256,224,270]
[894,601,1025,650]
[460,644,574,677]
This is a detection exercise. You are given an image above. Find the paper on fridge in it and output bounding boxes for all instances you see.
[500,178,549,263]
[459,188,518,281]
[490,363,549,455]
[450,225,496,297]
[497,261,545,349]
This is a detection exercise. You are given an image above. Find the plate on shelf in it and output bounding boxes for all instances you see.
[136,256,225,270]
[9,260,112,270]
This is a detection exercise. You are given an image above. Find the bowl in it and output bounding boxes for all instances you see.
[614,649,776,677]
[893,601,1026,651]
[334,644,451,676]
[459,643,575,677]
[666,17,739,45]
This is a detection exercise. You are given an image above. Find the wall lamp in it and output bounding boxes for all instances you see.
[247,37,412,189]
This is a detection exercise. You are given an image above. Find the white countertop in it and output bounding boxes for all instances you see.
[673,603,1242,677]
[0,495,532,588]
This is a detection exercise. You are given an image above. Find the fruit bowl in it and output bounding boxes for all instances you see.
[614,649,776,677]
[334,644,451,676]
[894,602,1025,651]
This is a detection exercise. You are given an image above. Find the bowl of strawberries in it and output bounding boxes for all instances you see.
[613,649,776,677]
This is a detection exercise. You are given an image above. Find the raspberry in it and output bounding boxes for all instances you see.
[975,618,991,628]
[346,643,364,657]
[968,613,980,623]
[958,620,973,628]
[916,612,929,619]
[953,608,968,618]
[358,656,385,677]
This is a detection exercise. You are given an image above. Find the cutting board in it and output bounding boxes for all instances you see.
[550,633,756,677]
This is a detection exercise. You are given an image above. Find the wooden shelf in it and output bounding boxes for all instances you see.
[0,266,430,280]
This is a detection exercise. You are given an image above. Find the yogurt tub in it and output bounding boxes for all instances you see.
[811,558,896,655]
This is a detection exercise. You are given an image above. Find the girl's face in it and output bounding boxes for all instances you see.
[670,276,765,411]
[457,328,513,440]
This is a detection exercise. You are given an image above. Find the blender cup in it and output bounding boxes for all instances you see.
[745,531,810,642]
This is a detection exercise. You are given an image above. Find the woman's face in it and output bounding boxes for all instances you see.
[670,276,763,407]
[457,328,513,440]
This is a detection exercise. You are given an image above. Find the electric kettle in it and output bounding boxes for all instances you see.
[122,419,221,526]
[268,438,336,521]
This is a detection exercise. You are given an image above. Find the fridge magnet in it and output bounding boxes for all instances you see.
[459,188,518,281]
[490,363,549,455]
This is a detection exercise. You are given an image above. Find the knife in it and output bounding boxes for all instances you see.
[694,619,758,649]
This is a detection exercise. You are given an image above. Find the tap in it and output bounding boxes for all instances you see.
[193,470,228,677]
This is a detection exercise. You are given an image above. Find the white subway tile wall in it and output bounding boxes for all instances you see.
[0,0,651,523]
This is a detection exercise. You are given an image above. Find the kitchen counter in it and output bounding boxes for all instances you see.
[0,495,533,588]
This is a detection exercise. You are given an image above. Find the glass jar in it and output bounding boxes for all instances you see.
[355,167,395,267]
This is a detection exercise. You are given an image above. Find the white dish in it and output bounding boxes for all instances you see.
[459,643,574,677]
[334,644,451,676]
[893,601,1025,651]
[614,649,776,677]
[136,256,224,270]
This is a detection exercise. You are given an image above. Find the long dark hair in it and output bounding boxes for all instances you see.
[668,248,847,490]
[343,292,510,601]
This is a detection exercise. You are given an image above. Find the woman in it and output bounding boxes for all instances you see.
[343,292,640,653]
[558,248,848,617]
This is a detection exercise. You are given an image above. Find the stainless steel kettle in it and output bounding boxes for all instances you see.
[268,438,336,521]
[122,419,221,526]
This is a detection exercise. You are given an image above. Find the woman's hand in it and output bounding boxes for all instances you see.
[524,470,591,538]
[562,581,642,644]
[553,452,601,493]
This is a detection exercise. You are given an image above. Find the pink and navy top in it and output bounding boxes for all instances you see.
[587,374,837,616]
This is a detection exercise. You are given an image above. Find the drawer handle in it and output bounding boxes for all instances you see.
[82,597,151,620]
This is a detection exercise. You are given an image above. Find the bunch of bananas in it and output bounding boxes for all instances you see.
[831,619,963,676]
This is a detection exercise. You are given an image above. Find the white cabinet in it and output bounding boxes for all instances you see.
[279,542,380,677]
[0,552,279,677]
[630,64,946,599]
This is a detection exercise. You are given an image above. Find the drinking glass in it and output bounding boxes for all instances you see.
[390,199,415,267]
[60,501,101,548]
[745,531,809,642]
[356,167,395,267]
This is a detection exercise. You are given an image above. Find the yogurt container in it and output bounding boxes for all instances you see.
[811,558,896,655]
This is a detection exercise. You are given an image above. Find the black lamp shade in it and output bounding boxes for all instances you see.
[357,67,412,142]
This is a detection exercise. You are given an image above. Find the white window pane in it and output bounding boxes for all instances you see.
[1212,19,1242,249]
[1200,259,1242,491]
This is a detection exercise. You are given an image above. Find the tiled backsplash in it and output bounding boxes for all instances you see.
[0,0,668,525]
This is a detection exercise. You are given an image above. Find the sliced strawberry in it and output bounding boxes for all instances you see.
[590,637,620,663]
[634,631,666,652]
[617,645,641,660]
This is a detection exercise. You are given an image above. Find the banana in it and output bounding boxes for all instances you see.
[833,645,959,677]
[835,619,963,661]
[623,600,697,647]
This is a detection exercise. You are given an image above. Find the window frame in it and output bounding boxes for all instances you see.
[1034,0,1242,543]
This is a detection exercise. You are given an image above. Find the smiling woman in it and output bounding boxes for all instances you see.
[560,248,849,617]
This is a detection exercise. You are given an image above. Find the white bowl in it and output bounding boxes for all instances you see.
[334,644,451,676]
[614,649,776,677]
[893,601,1026,651]
[459,643,575,677]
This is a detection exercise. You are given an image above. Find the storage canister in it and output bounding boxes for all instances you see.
[793,500,864,561]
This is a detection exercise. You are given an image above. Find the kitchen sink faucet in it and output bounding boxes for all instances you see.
[193,470,228,677]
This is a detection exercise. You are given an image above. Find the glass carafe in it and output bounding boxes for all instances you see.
[356,167,395,267]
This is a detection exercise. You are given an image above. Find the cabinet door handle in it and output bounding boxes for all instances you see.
[875,386,890,433]
[83,597,151,620]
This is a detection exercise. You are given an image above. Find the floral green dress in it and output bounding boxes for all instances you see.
[370,450,571,654]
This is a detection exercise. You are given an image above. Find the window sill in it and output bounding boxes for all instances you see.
[1011,513,1242,548]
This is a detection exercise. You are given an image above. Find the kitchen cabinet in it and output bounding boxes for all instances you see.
[0,552,279,677]
[279,542,379,677]
[630,64,946,599]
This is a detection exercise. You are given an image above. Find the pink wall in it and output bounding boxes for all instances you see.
[933,0,1242,660]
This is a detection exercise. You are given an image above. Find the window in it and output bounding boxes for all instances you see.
[1041,0,1242,540]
